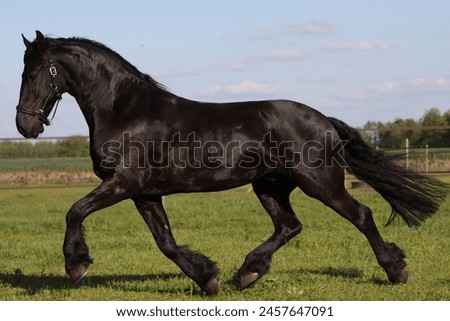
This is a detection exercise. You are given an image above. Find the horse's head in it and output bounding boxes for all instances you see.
[16,31,65,138]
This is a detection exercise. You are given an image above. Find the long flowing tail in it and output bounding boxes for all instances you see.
[328,117,449,227]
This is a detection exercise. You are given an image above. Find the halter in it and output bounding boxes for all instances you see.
[16,60,63,126]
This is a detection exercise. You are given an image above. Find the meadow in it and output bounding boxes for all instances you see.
[0,180,448,301]
[0,157,92,172]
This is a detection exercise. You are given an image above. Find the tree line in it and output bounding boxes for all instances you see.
[0,136,89,158]
[360,108,450,149]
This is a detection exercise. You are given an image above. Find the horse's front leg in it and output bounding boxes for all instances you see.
[134,195,220,295]
[63,174,136,284]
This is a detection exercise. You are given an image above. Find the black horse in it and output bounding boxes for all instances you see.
[16,31,447,295]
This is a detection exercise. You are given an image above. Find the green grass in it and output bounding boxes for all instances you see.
[0,157,92,172]
[0,185,449,300]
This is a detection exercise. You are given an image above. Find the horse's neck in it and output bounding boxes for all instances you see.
[59,49,141,129]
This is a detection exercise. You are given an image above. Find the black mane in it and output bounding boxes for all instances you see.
[46,36,168,91]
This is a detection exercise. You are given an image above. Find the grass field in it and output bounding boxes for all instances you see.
[0,157,93,172]
[0,179,448,301]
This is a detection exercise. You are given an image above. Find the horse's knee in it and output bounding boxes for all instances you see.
[66,203,85,226]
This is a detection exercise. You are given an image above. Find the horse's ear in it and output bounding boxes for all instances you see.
[35,30,47,52]
[22,34,31,49]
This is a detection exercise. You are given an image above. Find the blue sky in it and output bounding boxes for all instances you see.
[1,0,449,138]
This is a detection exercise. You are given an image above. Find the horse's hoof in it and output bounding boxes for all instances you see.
[395,266,409,284]
[204,274,220,295]
[388,265,408,284]
[240,272,259,290]
[68,264,88,285]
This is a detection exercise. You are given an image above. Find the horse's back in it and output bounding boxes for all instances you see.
[171,97,334,142]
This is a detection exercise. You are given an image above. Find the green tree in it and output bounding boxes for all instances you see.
[444,109,450,145]
[418,108,447,147]
[359,108,449,149]
[56,136,90,157]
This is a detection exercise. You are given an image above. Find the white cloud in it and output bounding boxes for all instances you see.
[368,77,450,95]
[302,20,333,35]
[219,49,304,73]
[328,76,450,105]
[323,40,390,52]
[263,50,304,61]
[408,77,450,90]
[150,68,210,78]
[314,98,344,108]
[200,80,287,96]
[255,20,333,40]
[367,80,404,94]
[152,49,304,77]
[226,61,252,72]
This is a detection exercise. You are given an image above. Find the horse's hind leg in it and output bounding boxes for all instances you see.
[134,195,220,295]
[330,191,408,283]
[296,168,408,283]
[239,174,301,289]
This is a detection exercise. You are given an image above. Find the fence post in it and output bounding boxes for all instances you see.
[405,138,409,169]
[425,144,429,173]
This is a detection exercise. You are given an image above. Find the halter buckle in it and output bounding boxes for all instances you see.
[49,65,57,77]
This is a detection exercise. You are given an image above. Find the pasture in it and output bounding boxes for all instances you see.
[0,179,448,301]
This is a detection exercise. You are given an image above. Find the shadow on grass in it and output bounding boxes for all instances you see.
[1,266,400,298]
[0,270,185,296]
[302,266,392,285]
[279,266,389,285]
[229,266,380,289]
[307,266,364,279]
